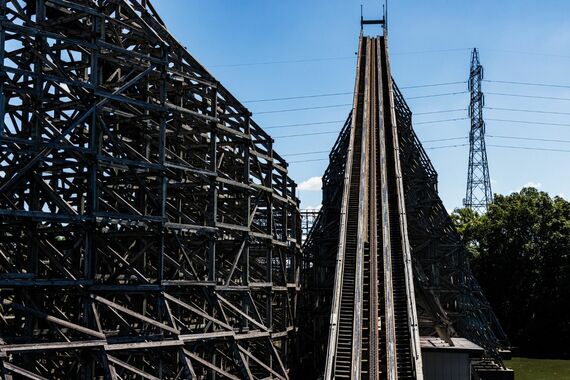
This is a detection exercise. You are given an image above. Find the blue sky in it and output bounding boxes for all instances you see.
[153,0,570,210]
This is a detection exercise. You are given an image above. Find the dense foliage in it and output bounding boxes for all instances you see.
[451,188,570,359]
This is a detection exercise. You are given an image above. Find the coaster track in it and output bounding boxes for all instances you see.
[0,2,510,378]
[324,34,423,380]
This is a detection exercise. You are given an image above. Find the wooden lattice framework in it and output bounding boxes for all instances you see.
[0,1,301,378]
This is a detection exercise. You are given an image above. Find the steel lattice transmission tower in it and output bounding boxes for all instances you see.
[464,48,493,213]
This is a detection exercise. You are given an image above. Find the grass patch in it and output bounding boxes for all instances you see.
[504,357,570,380]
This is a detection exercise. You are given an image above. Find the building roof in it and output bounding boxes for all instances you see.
[420,336,485,357]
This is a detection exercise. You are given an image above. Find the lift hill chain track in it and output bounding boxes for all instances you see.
[323,34,422,380]
[301,29,508,379]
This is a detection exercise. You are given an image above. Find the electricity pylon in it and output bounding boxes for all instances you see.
[464,48,493,213]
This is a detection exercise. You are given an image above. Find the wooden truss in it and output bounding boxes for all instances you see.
[0,0,301,378]
[299,79,508,379]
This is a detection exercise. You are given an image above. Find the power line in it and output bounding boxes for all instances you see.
[288,143,570,164]
[484,79,570,89]
[246,90,466,104]
[414,108,467,116]
[488,144,570,153]
[407,91,467,100]
[392,47,471,56]
[255,100,570,117]
[283,150,331,157]
[213,48,474,68]
[267,116,469,132]
[487,135,570,144]
[256,103,351,115]
[423,136,467,143]
[414,117,469,125]
[288,143,470,163]
[244,92,352,103]
[228,48,570,71]
[399,81,466,89]
[483,48,570,60]
[427,143,469,150]
[486,92,570,102]
[261,100,570,142]
[486,118,570,128]
[274,131,339,139]
[289,158,330,164]
[247,82,570,108]
[266,120,345,129]
[283,137,468,157]
[423,135,570,145]
[212,56,356,68]
[271,116,470,137]
[485,106,570,116]
[260,79,570,108]
[248,80,570,108]
[426,135,570,145]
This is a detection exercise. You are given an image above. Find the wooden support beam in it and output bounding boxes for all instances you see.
[183,349,240,380]
[93,296,180,335]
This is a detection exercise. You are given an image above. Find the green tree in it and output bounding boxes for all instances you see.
[452,187,570,359]
[450,206,481,258]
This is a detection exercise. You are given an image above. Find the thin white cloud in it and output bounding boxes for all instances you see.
[298,176,322,191]
[509,181,542,193]
[522,181,542,189]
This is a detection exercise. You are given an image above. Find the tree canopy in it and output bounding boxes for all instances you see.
[451,187,570,359]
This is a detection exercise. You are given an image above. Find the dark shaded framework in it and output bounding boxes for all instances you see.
[299,115,352,375]
[299,209,319,242]
[300,60,508,380]
[393,82,507,350]
[0,0,301,378]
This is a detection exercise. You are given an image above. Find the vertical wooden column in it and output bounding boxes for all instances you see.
[243,114,252,285]
[281,168,292,344]
[266,139,274,331]
[282,170,289,279]
[292,180,301,290]
[157,45,168,283]
[85,6,102,291]
[266,138,274,374]
[208,84,219,283]
[290,178,300,367]
[243,113,252,331]
[28,0,46,280]
[0,0,6,139]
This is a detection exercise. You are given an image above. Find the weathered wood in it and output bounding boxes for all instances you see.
[106,355,161,380]
[184,349,241,380]
[0,1,301,378]
[2,363,49,380]
[93,296,180,335]
[2,300,106,339]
